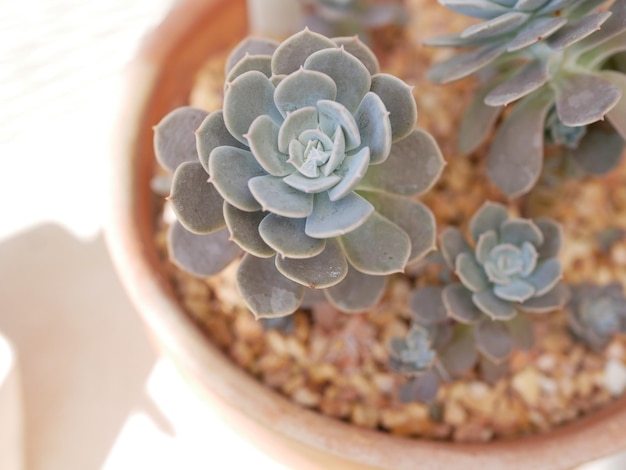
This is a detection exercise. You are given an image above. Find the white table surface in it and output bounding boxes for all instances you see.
[0,0,623,468]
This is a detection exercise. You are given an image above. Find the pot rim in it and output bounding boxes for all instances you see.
[104,0,626,468]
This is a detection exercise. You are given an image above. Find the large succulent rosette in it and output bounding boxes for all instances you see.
[428,1,626,197]
[154,29,444,318]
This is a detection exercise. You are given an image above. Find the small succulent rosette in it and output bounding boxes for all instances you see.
[567,282,626,351]
[427,1,626,197]
[438,201,569,323]
[154,29,445,319]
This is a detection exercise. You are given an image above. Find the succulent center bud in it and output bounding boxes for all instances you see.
[484,241,538,285]
[300,139,332,177]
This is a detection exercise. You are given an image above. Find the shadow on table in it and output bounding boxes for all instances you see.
[0,224,172,470]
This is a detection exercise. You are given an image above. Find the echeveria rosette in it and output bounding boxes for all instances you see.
[154,29,444,319]
[567,282,626,351]
[439,201,568,327]
[428,1,626,197]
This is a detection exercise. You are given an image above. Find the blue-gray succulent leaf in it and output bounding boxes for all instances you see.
[427,44,506,84]
[499,218,544,246]
[168,223,241,277]
[223,204,276,258]
[196,110,247,173]
[169,161,225,234]
[283,172,342,193]
[439,325,478,377]
[305,191,374,238]
[438,0,511,19]
[340,212,411,275]
[353,92,392,164]
[493,278,535,302]
[461,11,530,41]
[506,16,566,51]
[456,252,490,292]
[569,121,625,174]
[271,28,337,76]
[223,71,282,145]
[469,201,509,243]
[602,71,626,140]
[154,107,208,172]
[246,115,292,176]
[487,90,553,197]
[317,99,361,150]
[322,125,346,175]
[439,226,473,270]
[442,283,483,324]
[506,313,535,350]
[248,175,315,217]
[363,191,437,265]
[571,1,626,56]
[278,106,319,153]
[236,254,305,319]
[518,281,569,313]
[275,238,347,288]
[554,73,621,127]
[484,59,549,106]
[459,81,504,155]
[475,230,499,264]
[273,68,337,117]
[225,36,279,75]
[324,265,386,312]
[303,46,371,113]
[258,213,326,259]
[357,129,445,196]
[209,146,265,212]
[474,318,514,364]
[534,217,563,259]
[226,54,273,84]
[523,258,562,296]
[472,289,517,320]
[331,36,380,75]
[369,74,417,142]
[327,147,370,200]
[410,286,448,325]
[546,11,612,50]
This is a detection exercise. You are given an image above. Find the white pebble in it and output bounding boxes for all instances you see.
[604,359,626,397]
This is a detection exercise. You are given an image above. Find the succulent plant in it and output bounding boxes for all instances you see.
[154,29,444,319]
[439,201,568,321]
[301,0,406,41]
[567,282,626,350]
[427,1,626,197]
[388,324,437,375]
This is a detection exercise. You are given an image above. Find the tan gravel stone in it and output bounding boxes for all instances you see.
[512,368,541,407]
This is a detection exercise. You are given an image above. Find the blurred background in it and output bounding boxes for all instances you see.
[0,0,624,469]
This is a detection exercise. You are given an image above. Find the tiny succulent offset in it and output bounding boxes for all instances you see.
[154,29,444,319]
[428,1,626,197]
[568,282,626,350]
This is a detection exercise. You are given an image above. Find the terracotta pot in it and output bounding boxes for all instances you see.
[105,0,626,468]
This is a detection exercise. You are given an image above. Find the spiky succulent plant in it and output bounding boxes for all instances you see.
[154,29,444,319]
[567,282,626,350]
[301,0,406,40]
[428,1,626,197]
